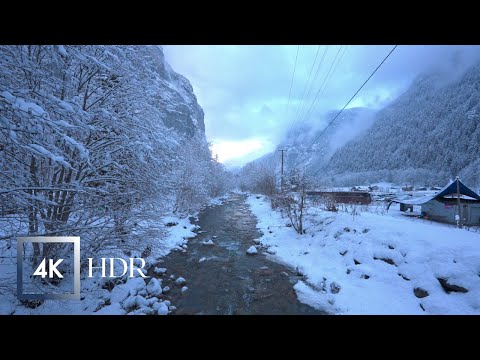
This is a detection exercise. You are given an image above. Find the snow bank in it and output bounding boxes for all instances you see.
[208,196,227,206]
[247,194,480,315]
[146,278,162,296]
[156,216,198,257]
[95,303,126,315]
[110,283,130,303]
[0,301,15,315]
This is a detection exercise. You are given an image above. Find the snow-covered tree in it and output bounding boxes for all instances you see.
[277,169,313,234]
[0,45,231,265]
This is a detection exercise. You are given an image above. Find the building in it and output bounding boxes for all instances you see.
[388,178,480,226]
[307,191,372,205]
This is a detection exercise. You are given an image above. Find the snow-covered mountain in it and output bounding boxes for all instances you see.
[282,107,376,171]
[245,107,376,179]
[145,46,205,137]
[123,46,205,139]
[319,63,480,187]
[249,61,480,188]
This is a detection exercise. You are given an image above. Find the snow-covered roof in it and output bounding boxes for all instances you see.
[391,195,435,205]
[390,179,480,205]
[443,194,478,200]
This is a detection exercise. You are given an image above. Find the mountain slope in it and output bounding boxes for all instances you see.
[317,64,480,187]
[244,107,376,182]
[130,46,205,138]
[284,107,376,171]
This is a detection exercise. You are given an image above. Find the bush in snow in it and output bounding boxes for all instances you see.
[272,169,313,235]
[320,194,338,212]
[238,161,277,196]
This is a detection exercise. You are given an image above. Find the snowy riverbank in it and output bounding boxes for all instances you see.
[246,194,480,314]
[0,214,199,315]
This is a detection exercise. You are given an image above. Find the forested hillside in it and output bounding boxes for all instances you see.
[321,64,480,187]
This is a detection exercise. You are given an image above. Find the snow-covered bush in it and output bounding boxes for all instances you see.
[238,162,277,195]
[273,169,313,235]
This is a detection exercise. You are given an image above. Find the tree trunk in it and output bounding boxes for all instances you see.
[299,193,304,234]
[28,156,38,235]
[32,243,40,268]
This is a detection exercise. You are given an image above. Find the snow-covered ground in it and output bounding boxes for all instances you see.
[207,195,229,207]
[157,215,199,256]
[0,214,199,315]
[246,194,480,315]
[0,192,234,315]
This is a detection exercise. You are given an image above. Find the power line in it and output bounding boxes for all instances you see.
[291,45,349,138]
[298,45,397,171]
[284,46,329,146]
[284,46,334,147]
[294,45,399,171]
[298,45,343,128]
[285,46,300,116]
[322,45,349,99]
[304,46,349,126]
[301,46,329,115]
[283,46,343,158]
[289,46,321,131]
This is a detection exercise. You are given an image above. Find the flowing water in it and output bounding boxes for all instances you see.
[156,193,325,315]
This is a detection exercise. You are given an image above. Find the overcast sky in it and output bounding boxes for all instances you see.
[163,45,480,167]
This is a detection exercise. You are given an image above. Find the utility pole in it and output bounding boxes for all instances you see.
[279,149,287,191]
[456,176,462,228]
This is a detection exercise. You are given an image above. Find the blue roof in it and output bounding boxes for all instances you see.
[391,178,480,205]
[436,179,480,200]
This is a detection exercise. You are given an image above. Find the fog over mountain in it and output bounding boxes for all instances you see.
[164,45,480,170]
[234,46,480,188]
[318,62,480,187]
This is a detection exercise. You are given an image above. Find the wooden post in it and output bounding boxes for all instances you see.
[279,149,286,191]
[456,176,462,227]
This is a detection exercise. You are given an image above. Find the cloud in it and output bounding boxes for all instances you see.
[163,45,480,166]
[211,138,275,167]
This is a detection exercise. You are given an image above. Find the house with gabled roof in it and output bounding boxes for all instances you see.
[388,177,480,226]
